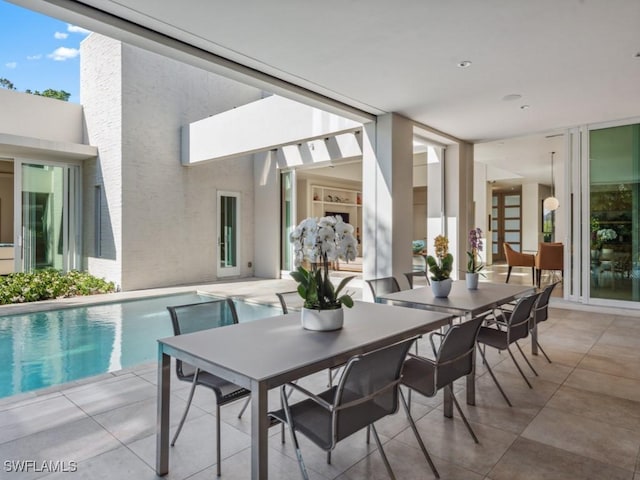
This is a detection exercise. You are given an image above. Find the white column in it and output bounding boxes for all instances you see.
[362,114,414,293]
[253,150,280,278]
[444,143,474,280]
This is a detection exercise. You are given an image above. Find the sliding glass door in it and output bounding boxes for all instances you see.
[589,123,639,303]
[20,162,80,272]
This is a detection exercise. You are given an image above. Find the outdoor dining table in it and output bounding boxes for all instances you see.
[156,300,453,480]
[377,280,535,414]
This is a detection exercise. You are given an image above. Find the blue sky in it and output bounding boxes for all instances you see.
[0,1,90,103]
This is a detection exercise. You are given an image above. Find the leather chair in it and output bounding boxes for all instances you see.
[535,242,563,288]
[503,243,535,284]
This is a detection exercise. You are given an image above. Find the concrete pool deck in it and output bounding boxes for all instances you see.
[1,276,639,479]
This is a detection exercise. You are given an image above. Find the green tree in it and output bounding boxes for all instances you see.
[1,78,70,101]
[25,88,71,102]
[0,78,16,90]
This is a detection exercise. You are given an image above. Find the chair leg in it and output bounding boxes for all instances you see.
[449,385,479,444]
[281,387,310,480]
[478,345,512,407]
[537,340,552,363]
[237,395,251,418]
[399,389,440,478]
[506,266,512,283]
[327,451,331,465]
[531,267,535,285]
[171,373,198,446]
[370,424,397,480]
[216,404,222,477]
[507,347,533,389]
[515,341,538,376]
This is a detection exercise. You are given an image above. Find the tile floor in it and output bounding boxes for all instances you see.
[1,277,639,479]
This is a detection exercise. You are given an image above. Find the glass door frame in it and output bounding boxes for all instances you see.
[580,117,640,309]
[280,168,297,273]
[216,190,241,278]
[14,157,82,273]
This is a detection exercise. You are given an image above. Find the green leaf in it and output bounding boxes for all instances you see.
[335,275,355,296]
[338,294,354,308]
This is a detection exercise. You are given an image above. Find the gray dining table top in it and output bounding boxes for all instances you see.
[158,300,453,388]
[378,281,535,316]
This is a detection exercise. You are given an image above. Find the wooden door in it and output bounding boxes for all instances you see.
[491,191,522,262]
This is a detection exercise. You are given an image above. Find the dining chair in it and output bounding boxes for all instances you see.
[166,298,251,477]
[401,315,485,447]
[268,337,423,480]
[475,292,541,406]
[276,290,304,313]
[276,291,338,387]
[530,281,559,363]
[503,242,535,284]
[535,242,563,287]
[365,276,401,302]
[404,270,430,288]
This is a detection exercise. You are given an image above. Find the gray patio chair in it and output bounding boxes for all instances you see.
[276,290,304,314]
[476,292,541,406]
[276,291,341,387]
[167,298,251,477]
[402,315,485,450]
[404,270,431,288]
[365,276,401,302]
[531,281,559,363]
[268,337,420,480]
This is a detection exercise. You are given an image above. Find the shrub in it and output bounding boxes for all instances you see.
[0,270,116,305]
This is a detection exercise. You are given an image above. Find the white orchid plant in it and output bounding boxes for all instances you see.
[289,216,358,310]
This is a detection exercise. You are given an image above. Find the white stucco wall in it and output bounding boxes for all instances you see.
[81,34,123,286]
[0,89,85,144]
[81,34,264,290]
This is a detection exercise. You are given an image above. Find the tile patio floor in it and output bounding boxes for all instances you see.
[1,275,639,479]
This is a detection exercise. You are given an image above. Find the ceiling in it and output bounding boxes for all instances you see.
[12,0,640,184]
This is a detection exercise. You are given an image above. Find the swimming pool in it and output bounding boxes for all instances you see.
[0,293,281,398]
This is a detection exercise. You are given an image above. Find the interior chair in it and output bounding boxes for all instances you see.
[269,337,430,480]
[365,276,401,302]
[530,282,559,363]
[503,243,535,284]
[475,293,542,406]
[166,298,251,477]
[402,315,485,454]
[535,242,563,288]
[404,270,430,288]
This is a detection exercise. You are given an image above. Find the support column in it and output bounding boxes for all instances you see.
[444,143,474,279]
[253,150,280,278]
[362,114,414,293]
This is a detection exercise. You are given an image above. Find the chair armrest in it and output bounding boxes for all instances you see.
[406,353,436,366]
[282,382,333,411]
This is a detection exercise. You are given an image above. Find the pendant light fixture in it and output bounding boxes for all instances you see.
[543,151,559,211]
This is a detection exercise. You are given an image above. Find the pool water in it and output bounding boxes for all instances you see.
[0,293,280,398]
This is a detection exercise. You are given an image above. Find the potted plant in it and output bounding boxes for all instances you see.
[289,216,358,330]
[426,235,454,297]
[597,228,617,260]
[466,227,485,290]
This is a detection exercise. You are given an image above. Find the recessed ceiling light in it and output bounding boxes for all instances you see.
[502,94,522,101]
[457,60,472,68]
[520,104,530,110]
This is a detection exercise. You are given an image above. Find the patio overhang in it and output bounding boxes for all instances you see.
[0,132,98,161]
[182,95,363,165]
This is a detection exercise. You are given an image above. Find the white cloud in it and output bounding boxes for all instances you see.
[67,24,91,35]
[5,62,17,69]
[47,47,80,61]
[54,31,69,39]
[27,54,42,61]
